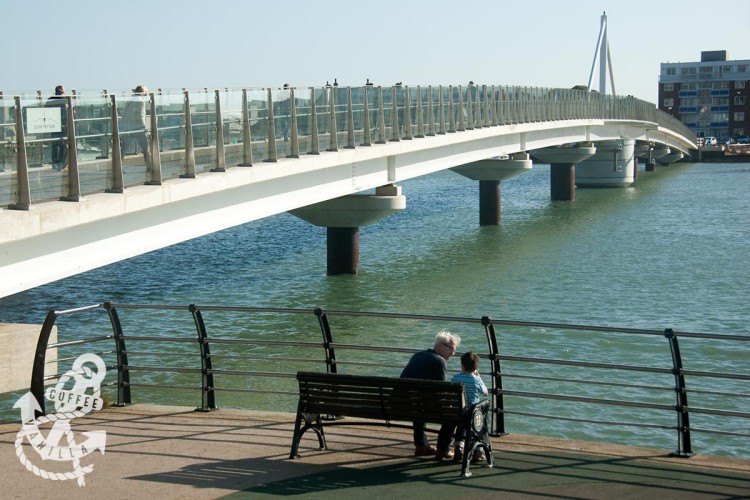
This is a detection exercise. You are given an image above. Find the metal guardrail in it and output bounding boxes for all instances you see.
[0,84,697,208]
[29,302,748,458]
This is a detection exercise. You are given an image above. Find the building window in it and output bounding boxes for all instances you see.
[682,82,697,90]
[734,128,746,136]
[738,65,748,73]
[663,98,674,107]
[734,96,746,105]
[737,81,746,89]
[666,68,676,76]
[735,112,745,121]
[664,83,674,91]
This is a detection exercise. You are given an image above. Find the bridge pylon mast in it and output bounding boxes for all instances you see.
[586,11,616,95]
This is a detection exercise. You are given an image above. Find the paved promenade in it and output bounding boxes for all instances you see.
[2,404,748,499]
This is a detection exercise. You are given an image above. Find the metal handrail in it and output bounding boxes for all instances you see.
[29,302,749,458]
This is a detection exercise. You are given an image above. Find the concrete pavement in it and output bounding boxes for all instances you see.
[2,404,748,499]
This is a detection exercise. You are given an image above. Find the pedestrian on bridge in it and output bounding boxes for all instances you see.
[45,85,68,172]
[120,85,152,169]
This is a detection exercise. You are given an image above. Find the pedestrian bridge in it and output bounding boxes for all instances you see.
[0,83,696,297]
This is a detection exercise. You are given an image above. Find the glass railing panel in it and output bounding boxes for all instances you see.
[381,86,394,139]
[0,97,18,207]
[350,86,367,145]
[243,88,267,162]
[311,87,330,152]
[186,90,218,173]
[150,92,184,182]
[293,87,313,154]
[332,86,348,147]
[73,96,114,194]
[271,87,293,158]
[219,89,245,166]
[20,96,68,203]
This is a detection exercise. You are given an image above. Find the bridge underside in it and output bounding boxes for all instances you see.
[0,119,694,297]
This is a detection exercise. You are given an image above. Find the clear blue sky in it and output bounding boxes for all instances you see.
[2,0,748,103]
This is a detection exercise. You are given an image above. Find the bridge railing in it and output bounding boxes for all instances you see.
[28,302,749,458]
[0,85,696,208]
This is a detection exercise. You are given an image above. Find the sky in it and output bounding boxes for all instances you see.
[2,0,749,103]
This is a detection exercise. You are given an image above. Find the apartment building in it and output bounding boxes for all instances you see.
[659,50,749,142]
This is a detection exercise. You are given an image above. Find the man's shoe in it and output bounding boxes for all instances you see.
[453,445,464,462]
[414,444,437,457]
[435,448,454,460]
[471,450,486,463]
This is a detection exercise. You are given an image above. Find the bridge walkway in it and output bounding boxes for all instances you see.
[2,404,748,499]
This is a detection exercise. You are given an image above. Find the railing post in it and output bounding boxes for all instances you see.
[402,86,413,140]
[266,88,278,161]
[476,84,483,127]
[458,85,467,131]
[376,86,386,144]
[465,84,474,130]
[427,85,436,136]
[288,86,300,158]
[482,316,506,436]
[361,84,372,146]
[390,85,401,141]
[665,328,693,457]
[29,309,59,417]
[107,95,124,193]
[211,89,226,172]
[103,302,131,406]
[10,97,31,210]
[448,85,456,133]
[314,307,337,374]
[416,86,425,138]
[97,89,110,159]
[190,304,217,411]
[58,95,82,201]
[147,93,162,184]
[438,85,446,134]
[345,87,355,149]
[491,85,499,126]
[182,90,197,177]
[239,89,253,166]
[327,86,338,151]
[308,87,320,155]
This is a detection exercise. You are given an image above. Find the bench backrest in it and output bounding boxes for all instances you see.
[296,371,466,424]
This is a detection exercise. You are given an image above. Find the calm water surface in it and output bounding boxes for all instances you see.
[1,161,748,456]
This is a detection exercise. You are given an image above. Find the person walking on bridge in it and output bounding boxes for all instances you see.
[120,84,152,169]
[45,85,68,171]
[400,330,461,456]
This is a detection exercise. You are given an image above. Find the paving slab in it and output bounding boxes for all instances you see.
[1,404,748,499]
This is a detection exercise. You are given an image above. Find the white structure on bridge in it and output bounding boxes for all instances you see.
[0,84,696,297]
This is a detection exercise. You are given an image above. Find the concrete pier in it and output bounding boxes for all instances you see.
[451,153,532,225]
[290,185,406,274]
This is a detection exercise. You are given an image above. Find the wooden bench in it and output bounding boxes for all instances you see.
[289,371,493,477]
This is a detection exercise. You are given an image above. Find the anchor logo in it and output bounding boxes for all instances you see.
[13,353,107,487]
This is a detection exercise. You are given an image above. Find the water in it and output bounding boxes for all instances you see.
[1,161,748,457]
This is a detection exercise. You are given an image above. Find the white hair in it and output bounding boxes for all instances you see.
[434,330,460,349]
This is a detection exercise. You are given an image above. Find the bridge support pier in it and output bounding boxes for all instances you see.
[479,181,501,225]
[451,153,532,225]
[550,163,576,201]
[530,143,597,201]
[327,227,359,275]
[289,185,406,275]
